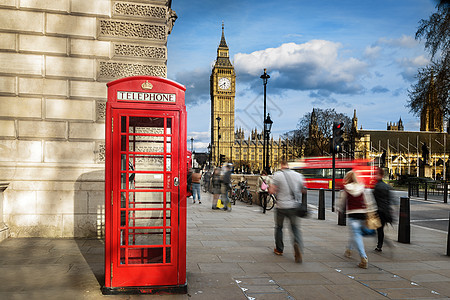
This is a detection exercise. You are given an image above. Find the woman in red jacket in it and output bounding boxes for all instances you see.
[338,171,376,269]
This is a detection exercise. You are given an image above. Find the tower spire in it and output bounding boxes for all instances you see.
[219,21,228,48]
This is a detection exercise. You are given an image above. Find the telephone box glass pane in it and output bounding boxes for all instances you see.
[131,154,164,171]
[166,210,171,226]
[120,211,126,226]
[134,173,164,189]
[166,192,171,208]
[121,136,126,151]
[166,228,171,245]
[121,116,127,133]
[128,210,164,227]
[166,136,172,153]
[120,174,127,189]
[130,192,164,208]
[166,156,171,171]
[128,228,164,245]
[166,118,172,133]
[166,247,171,263]
[127,248,164,264]
[121,192,127,208]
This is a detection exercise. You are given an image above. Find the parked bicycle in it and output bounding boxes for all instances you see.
[260,192,276,213]
[229,182,238,205]
[237,180,253,204]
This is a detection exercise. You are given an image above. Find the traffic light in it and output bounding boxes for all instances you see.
[219,154,226,164]
[333,122,344,153]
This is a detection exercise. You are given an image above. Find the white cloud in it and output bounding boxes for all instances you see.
[364,45,382,60]
[233,40,368,95]
[378,35,418,48]
[188,131,210,139]
[397,55,429,81]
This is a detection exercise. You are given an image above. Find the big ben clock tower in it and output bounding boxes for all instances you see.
[211,23,236,165]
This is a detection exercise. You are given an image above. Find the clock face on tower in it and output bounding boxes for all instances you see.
[218,77,231,90]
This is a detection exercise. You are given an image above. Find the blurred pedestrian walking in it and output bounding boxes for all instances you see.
[202,169,211,192]
[221,163,233,211]
[257,170,271,214]
[191,169,202,204]
[373,168,393,252]
[338,171,377,269]
[211,168,222,209]
[269,160,306,263]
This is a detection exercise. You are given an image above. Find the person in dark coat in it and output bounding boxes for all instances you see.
[211,168,222,209]
[373,168,393,252]
[221,164,232,211]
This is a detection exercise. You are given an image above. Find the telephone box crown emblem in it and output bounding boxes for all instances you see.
[141,80,153,90]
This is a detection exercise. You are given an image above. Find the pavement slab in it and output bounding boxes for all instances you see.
[0,190,449,299]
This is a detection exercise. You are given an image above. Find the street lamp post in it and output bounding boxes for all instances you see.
[264,114,273,173]
[216,116,221,166]
[207,143,212,169]
[260,69,270,173]
[190,137,194,153]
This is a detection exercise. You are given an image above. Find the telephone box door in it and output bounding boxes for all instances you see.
[111,109,180,286]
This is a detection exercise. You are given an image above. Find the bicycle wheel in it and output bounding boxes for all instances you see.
[230,190,236,205]
[265,194,276,211]
[238,190,246,203]
[247,191,253,205]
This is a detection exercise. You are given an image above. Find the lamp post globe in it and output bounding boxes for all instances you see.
[207,143,211,168]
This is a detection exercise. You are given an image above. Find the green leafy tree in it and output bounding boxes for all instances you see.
[408,1,450,118]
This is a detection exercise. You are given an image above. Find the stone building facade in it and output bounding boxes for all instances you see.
[0,0,176,238]
[352,112,450,180]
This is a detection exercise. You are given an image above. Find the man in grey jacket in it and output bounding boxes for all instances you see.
[269,160,306,263]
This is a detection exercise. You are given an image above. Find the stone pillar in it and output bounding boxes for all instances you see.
[0,183,10,242]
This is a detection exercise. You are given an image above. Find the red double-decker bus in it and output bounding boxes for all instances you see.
[289,157,377,190]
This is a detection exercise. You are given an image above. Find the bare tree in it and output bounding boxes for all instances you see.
[282,108,351,157]
[408,1,450,118]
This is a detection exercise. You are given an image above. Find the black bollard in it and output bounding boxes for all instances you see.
[408,182,411,198]
[424,182,428,201]
[318,188,325,220]
[337,203,346,226]
[447,212,450,256]
[398,196,410,244]
[444,182,448,204]
[302,192,307,208]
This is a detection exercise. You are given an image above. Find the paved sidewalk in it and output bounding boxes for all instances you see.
[1,191,449,299]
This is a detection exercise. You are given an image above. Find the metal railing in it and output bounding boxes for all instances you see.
[408,180,448,203]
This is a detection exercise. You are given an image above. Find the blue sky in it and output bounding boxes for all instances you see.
[167,0,438,152]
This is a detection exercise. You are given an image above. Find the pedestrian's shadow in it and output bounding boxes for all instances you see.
[74,170,105,288]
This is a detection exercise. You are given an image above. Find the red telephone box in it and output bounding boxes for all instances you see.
[103,76,187,294]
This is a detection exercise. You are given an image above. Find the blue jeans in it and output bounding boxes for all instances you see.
[275,208,302,252]
[348,217,367,258]
[192,183,201,201]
